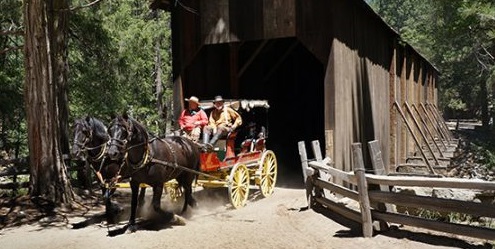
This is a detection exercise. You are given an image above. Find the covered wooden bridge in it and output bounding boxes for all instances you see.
[151,0,452,178]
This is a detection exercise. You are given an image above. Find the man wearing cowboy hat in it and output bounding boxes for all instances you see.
[202,95,242,147]
[178,96,208,142]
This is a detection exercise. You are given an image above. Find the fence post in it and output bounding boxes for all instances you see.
[352,143,373,238]
[12,167,18,197]
[299,141,316,209]
[298,141,314,183]
[311,140,323,162]
[367,140,393,231]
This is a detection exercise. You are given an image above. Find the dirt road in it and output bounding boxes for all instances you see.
[0,183,492,249]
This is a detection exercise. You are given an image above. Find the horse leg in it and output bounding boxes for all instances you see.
[178,173,197,214]
[103,186,123,224]
[138,187,146,207]
[128,180,140,232]
[152,185,174,222]
[181,184,195,214]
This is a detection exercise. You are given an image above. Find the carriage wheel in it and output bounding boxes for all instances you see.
[164,180,185,212]
[228,164,250,209]
[165,180,182,202]
[259,150,278,198]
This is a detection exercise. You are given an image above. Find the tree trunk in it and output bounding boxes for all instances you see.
[154,10,166,134]
[24,0,74,207]
[480,80,489,130]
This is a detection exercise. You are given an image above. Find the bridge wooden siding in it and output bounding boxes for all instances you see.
[151,0,446,173]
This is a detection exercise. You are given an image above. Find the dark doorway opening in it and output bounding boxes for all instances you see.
[184,37,325,187]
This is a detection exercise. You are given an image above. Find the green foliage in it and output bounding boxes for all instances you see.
[443,88,467,112]
[68,7,129,120]
[0,0,27,157]
[0,0,173,158]
[481,149,495,170]
[368,0,495,122]
[417,208,443,220]
[68,1,173,134]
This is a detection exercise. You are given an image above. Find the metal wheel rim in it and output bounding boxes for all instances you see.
[165,182,186,213]
[228,164,250,208]
[259,150,277,197]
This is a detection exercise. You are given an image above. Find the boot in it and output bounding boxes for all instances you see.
[209,133,222,146]
[202,132,210,144]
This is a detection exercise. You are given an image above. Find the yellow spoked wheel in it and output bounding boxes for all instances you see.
[228,164,250,209]
[259,150,278,197]
[165,180,182,202]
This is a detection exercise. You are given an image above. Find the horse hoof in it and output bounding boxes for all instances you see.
[172,214,186,226]
[127,224,138,233]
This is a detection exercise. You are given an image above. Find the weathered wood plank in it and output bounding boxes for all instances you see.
[371,210,495,241]
[308,161,357,184]
[0,181,29,190]
[309,160,495,190]
[404,102,441,162]
[315,197,361,224]
[367,140,393,230]
[412,103,446,153]
[393,102,436,174]
[313,178,359,201]
[311,140,323,162]
[298,141,311,183]
[352,143,373,238]
[369,190,495,218]
[366,174,495,190]
[368,140,386,175]
[263,0,296,38]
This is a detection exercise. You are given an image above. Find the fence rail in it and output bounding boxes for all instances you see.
[0,154,83,193]
[299,140,495,240]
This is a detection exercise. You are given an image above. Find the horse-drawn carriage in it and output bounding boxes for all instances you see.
[71,99,277,231]
[195,99,277,208]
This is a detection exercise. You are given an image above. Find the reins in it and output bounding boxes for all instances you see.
[86,142,108,162]
[108,118,223,185]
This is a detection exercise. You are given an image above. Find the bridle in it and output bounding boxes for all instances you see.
[73,122,108,162]
[108,119,150,171]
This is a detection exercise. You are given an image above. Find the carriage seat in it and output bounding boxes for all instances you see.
[213,130,238,158]
[240,134,266,153]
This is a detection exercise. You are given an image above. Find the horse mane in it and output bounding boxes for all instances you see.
[87,117,109,141]
[127,117,149,142]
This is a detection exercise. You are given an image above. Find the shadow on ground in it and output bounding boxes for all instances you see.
[311,204,493,249]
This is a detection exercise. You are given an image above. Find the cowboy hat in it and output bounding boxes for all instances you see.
[213,95,224,103]
[185,96,199,104]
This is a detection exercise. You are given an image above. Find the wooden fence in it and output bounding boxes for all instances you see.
[0,155,84,195]
[299,140,495,240]
[0,158,30,193]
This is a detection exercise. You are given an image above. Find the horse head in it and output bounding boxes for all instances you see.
[107,113,148,162]
[71,116,109,161]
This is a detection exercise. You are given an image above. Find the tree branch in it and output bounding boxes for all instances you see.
[69,0,104,11]
[0,45,23,55]
[480,44,495,61]
[0,30,24,36]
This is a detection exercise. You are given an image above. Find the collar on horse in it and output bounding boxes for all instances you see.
[124,141,151,170]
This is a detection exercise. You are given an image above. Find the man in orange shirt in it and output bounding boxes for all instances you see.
[178,96,208,142]
[202,95,242,147]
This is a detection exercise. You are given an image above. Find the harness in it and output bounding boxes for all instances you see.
[105,120,223,190]
[124,141,151,170]
[86,142,108,162]
[123,137,222,181]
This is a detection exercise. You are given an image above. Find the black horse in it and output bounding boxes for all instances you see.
[106,114,200,232]
[71,116,120,187]
[71,116,151,225]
